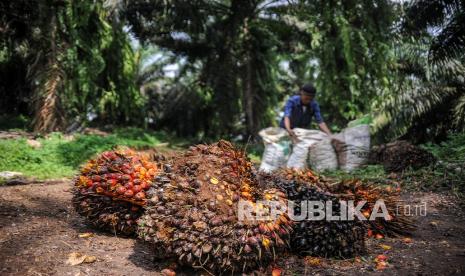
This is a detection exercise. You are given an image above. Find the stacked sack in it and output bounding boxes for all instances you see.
[258,123,371,172]
[286,128,327,170]
[258,127,291,172]
[331,124,371,171]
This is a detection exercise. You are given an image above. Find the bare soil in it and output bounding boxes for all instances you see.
[1,181,465,275]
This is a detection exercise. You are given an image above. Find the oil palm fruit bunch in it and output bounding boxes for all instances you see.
[369,140,436,172]
[138,140,293,273]
[276,168,329,191]
[73,148,161,236]
[329,179,415,237]
[259,172,366,258]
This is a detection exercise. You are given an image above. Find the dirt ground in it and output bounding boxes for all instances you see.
[1,180,465,276]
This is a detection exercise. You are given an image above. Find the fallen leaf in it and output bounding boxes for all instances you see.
[83,256,96,263]
[380,244,392,250]
[66,252,97,266]
[161,268,176,276]
[271,267,282,276]
[79,232,94,238]
[430,221,439,227]
[304,256,321,267]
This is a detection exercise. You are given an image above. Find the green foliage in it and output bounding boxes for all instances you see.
[287,1,398,125]
[0,129,182,179]
[372,36,465,143]
[404,0,465,65]
[422,132,465,162]
[0,1,144,132]
[370,1,465,143]
[401,161,465,196]
[125,0,291,138]
[0,115,30,131]
[322,165,387,182]
[1,0,463,143]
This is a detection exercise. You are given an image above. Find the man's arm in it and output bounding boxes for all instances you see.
[284,116,298,142]
[283,98,298,141]
[318,122,332,136]
[313,101,332,135]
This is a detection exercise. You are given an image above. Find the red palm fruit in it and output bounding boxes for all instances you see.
[92,175,101,182]
[99,181,108,189]
[140,181,149,190]
[133,185,142,193]
[134,192,146,201]
[124,189,134,198]
[86,180,93,188]
[133,179,141,185]
[122,174,131,181]
[117,186,127,195]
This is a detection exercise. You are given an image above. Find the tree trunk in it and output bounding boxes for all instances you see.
[242,56,258,138]
[32,8,64,133]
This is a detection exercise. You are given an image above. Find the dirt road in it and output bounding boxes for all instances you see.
[1,181,465,275]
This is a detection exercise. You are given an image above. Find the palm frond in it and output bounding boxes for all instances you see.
[404,0,462,32]
[429,11,465,64]
[454,93,465,129]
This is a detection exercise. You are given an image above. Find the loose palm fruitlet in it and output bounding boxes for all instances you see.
[329,179,416,237]
[260,173,366,258]
[138,140,293,273]
[73,148,160,236]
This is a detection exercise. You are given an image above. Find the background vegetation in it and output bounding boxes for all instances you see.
[1,0,464,182]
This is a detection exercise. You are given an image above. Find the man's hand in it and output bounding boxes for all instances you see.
[287,129,300,144]
[284,116,300,143]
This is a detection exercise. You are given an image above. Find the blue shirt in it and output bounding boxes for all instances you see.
[279,95,324,129]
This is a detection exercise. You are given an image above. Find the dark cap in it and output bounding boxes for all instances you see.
[301,83,316,95]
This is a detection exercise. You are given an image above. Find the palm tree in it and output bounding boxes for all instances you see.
[404,0,465,65]
[373,1,465,144]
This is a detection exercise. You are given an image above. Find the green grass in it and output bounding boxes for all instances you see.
[320,165,387,181]
[0,128,187,180]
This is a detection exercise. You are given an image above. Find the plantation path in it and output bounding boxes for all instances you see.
[1,181,465,275]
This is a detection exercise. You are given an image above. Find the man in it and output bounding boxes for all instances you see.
[279,83,332,142]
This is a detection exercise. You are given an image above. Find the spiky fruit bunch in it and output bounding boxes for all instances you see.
[259,173,366,258]
[369,140,436,172]
[329,179,415,237]
[276,168,329,191]
[138,141,293,273]
[73,148,160,236]
[271,169,416,238]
